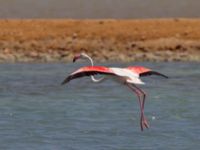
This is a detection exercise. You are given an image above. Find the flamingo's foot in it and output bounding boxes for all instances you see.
[140,116,150,131]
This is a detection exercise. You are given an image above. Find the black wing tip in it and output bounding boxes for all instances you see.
[154,72,169,78]
[61,81,66,85]
[152,71,169,79]
[61,77,70,85]
[164,75,169,79]
[140,71,169,79]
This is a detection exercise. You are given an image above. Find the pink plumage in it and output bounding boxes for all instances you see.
[62,53,168,131]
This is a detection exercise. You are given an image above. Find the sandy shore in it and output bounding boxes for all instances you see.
[0,19,200,62]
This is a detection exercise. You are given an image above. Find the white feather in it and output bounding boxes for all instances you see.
[111,68,144,85]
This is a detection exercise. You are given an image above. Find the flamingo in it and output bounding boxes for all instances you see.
[62,53,168,131]
[72,53,105,83]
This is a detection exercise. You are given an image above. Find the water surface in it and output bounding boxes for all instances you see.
[0,62,199,149]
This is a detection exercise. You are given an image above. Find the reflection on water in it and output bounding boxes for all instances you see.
[0,62,199,149]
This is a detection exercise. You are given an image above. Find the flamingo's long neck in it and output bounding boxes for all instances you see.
[84,54,104,83]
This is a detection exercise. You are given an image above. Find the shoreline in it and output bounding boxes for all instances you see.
[0,19,200,62]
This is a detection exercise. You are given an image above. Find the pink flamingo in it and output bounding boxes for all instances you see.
[62,53,168,131]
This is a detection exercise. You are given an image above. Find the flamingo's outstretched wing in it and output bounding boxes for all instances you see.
[61,66,115,85]
[127,66,168,78]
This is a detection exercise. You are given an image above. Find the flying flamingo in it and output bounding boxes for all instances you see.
[62,53,168,131]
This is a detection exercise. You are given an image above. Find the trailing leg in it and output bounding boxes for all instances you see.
[126,83,149,131]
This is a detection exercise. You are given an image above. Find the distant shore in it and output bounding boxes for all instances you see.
[0,19,200,63]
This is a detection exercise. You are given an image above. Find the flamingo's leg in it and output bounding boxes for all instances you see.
[133,86,146,110]
[126,83,149,131]
[132,84,149,129]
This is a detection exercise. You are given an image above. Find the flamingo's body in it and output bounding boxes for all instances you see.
[62,53,168,131]
[61,65,167,85]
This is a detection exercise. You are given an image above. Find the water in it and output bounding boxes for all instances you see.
[0,62,199,149]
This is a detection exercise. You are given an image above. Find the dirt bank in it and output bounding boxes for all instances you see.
[0,19,200,62]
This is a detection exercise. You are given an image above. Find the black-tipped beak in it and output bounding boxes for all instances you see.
[73,55,80,63]
[73,57,77,63]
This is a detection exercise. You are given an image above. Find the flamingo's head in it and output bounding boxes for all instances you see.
[73,53,88,62]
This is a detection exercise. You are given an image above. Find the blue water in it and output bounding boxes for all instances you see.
[0,62,199,149]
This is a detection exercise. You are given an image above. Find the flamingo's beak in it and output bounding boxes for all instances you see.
[73,54,81,63]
